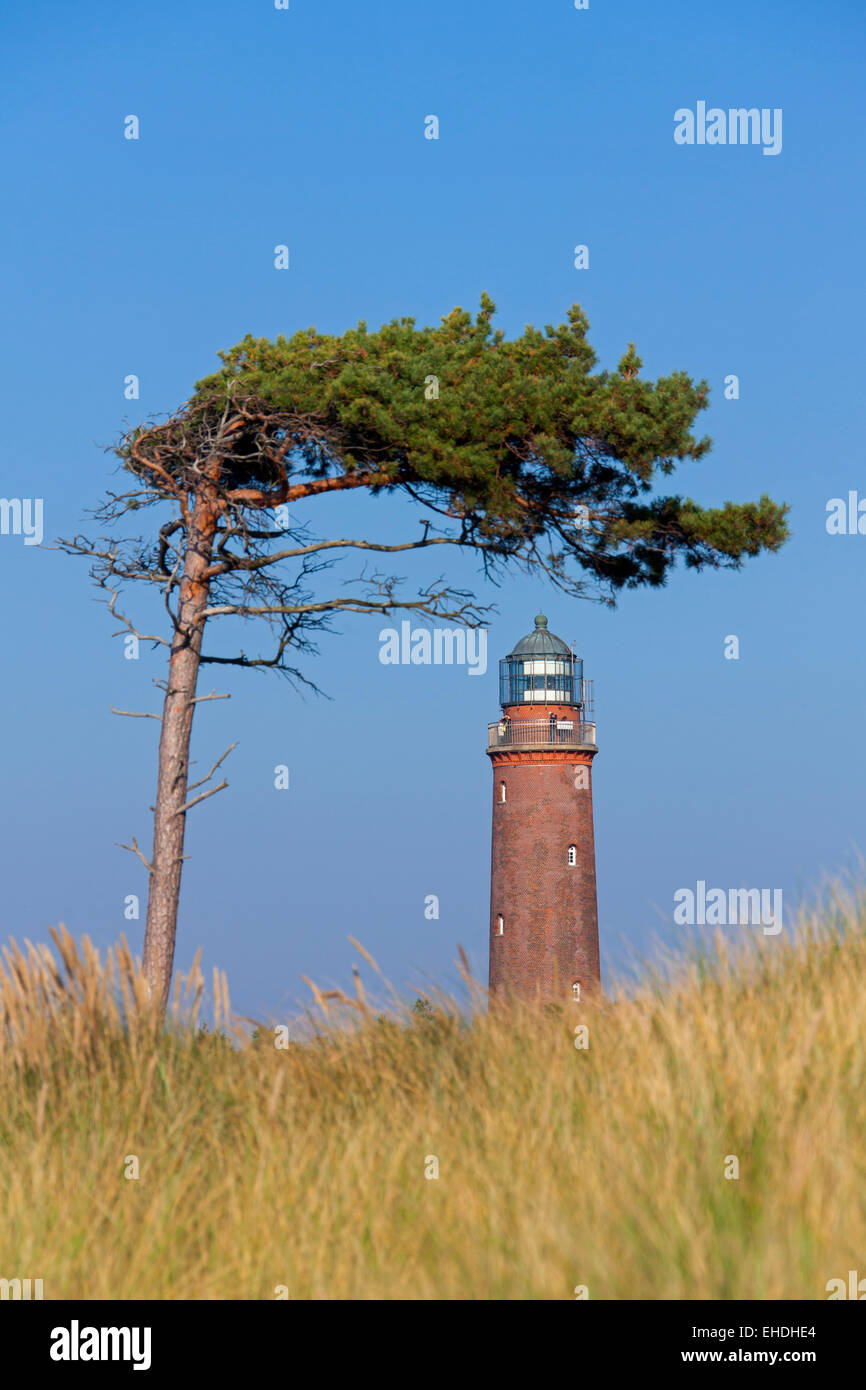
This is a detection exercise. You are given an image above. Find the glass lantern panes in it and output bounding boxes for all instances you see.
[499,655,583,706]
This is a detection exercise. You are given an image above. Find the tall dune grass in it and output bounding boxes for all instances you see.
[1,891,865,1300]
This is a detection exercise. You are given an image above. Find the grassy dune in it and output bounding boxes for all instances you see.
[1,896,865,1300]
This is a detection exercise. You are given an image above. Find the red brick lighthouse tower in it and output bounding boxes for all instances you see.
[487,614,600,1003]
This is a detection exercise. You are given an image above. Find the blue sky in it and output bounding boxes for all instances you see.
[1,0,864,1020]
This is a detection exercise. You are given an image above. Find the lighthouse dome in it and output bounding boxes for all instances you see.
[507,613,572,659]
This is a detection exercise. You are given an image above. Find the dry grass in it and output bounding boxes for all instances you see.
[1,891,865,1300]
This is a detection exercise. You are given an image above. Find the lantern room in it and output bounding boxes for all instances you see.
[498,613,584,707]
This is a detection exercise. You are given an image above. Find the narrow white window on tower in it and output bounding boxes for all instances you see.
[572,981,581,1002]
[496,914,504,936]
[500,781,506,803]
[567,844,577,866]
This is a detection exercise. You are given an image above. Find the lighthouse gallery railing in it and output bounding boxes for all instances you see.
[487,719,597,748]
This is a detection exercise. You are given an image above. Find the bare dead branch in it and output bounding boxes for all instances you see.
[203,531,468,580]
[54,534,169,583]
[117,836,153,873]
[157,519,183,577]
[105,585,172,646]
[174,780,229,817]
[188,742,238,793]
[110,707,163,721]
[201,594,485,620]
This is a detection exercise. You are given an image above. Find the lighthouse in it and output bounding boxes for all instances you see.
[486,615,600,1004]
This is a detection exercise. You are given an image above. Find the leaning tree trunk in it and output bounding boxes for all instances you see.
[142,487,218,1016]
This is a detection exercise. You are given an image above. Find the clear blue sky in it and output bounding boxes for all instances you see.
[1,0,864,1020]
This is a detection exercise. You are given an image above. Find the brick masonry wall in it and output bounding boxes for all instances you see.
[488,748,600,1003]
